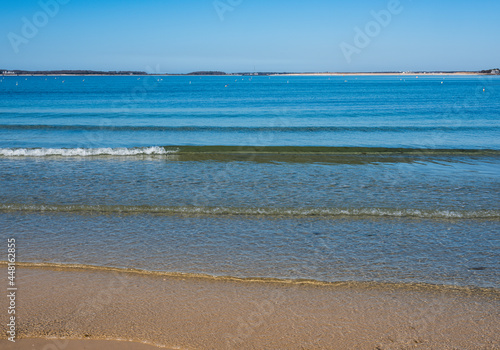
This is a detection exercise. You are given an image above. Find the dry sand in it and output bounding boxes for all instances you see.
[1,265,499,349]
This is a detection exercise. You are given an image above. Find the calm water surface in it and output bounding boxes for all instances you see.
[0,75,498,289]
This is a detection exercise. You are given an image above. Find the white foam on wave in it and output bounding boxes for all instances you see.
[0,204,498,219]
[0,146,178,157]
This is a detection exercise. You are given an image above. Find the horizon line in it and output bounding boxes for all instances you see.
[2,68,500,76]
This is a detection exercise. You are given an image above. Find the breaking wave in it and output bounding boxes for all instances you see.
[0,146,178,157]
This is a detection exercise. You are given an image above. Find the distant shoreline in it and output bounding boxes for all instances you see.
[1,69,499,77]
[281,71,495,76]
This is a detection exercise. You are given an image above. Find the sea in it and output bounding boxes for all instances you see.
[0,74,499,290]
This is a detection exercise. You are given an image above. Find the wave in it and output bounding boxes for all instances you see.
[1,204,498,219]
[1,146,498,162]
[0,124,498,133]
[169,146,500,155]
[0,146,177,157]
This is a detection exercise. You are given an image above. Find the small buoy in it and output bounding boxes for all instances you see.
[225,84,228,87]
[441,81,443,84]
[483,88,485,92]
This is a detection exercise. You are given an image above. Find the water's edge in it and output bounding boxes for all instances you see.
[4,261,499,297]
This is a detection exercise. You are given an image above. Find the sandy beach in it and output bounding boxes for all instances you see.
[1,264,498,349]
[0,339,162,350]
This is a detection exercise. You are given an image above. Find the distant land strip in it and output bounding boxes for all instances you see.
[1,68,499,76]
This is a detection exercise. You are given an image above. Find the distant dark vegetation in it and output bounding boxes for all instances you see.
[186,71,227,75]
[0,69,285,76]
[480,68,500,75]
[0,70,147,75]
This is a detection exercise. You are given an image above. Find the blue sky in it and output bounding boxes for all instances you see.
[1,0,499,73]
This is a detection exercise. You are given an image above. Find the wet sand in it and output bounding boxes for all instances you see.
[1,265,499,349]
[0,338,164,350]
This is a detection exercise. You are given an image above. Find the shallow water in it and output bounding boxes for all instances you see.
[3,212,499,288]
[0,75,498,289]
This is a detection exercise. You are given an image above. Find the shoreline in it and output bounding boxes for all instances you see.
[2,261,499,296]
[2,265,499,349]
[2,72,498,77]
[279,72,494,76]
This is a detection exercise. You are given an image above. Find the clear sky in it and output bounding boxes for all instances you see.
[1,0,499,73]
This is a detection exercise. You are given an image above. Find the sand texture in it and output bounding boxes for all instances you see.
[1,265,499,349]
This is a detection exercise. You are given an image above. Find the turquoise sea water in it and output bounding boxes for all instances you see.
[0,75,499,289]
